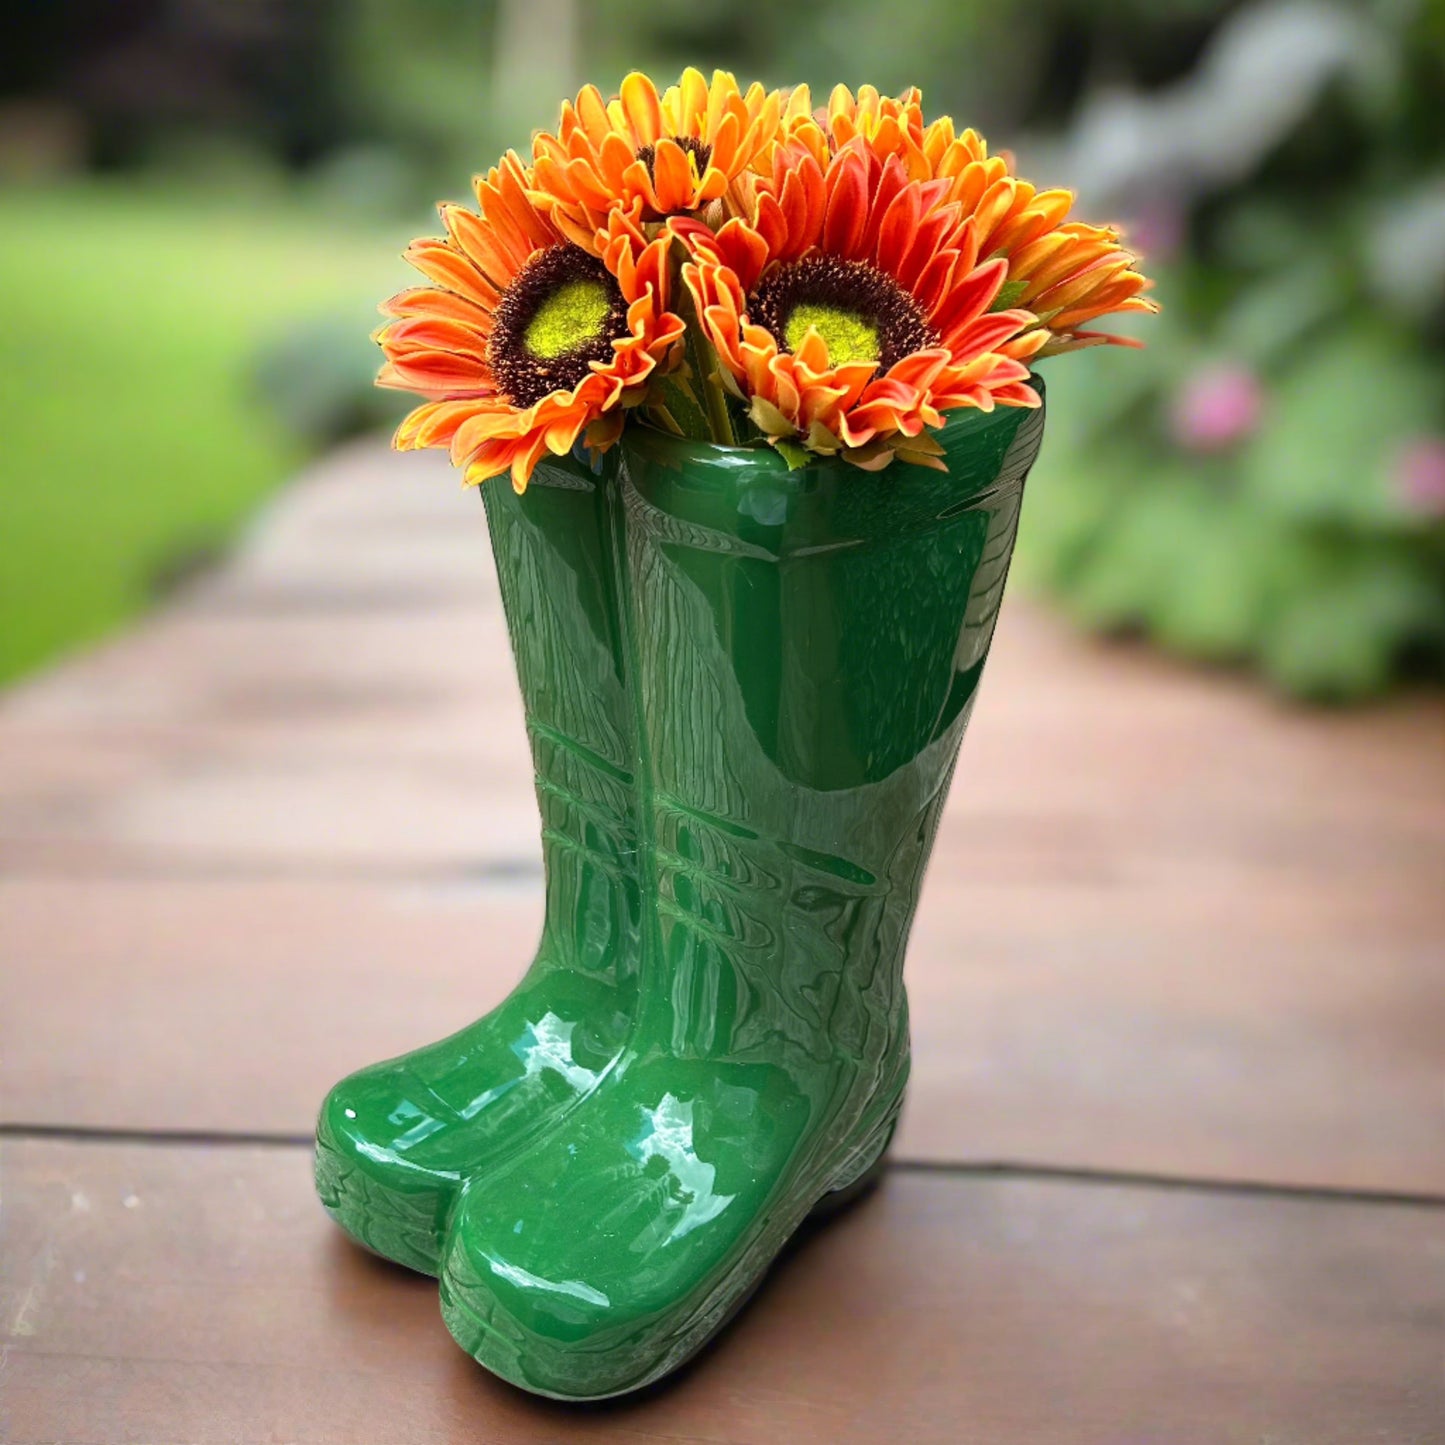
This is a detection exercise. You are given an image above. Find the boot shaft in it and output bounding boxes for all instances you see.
[482,456,641,982]
[615,395,1046,1065]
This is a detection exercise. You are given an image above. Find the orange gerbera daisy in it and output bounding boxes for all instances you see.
[675,138,1045,469]
[531,69,787,251]
[376,152,684,491]
[783,87,1157,355]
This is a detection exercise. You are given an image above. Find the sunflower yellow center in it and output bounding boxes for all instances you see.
[524,279,614,360]
[784,303,880,366]
[751,255,937,374]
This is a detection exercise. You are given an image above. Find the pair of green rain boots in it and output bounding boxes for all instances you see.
[314,395,1045,1400]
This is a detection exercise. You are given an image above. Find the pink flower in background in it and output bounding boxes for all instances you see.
[1393,437,1445,518]
[1170,364,1265,453]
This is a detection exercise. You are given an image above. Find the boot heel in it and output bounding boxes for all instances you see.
[809,1095,904,1221]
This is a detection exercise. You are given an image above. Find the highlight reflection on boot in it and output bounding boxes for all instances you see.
[442,1012,607,1125]
[485,1258,612,1310]
[627,1094,737,1246]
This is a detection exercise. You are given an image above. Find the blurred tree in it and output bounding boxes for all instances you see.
[1019,0,1445,700]
[2,0,350,168]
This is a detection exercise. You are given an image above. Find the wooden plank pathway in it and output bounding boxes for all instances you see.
[3,438,1443,1442]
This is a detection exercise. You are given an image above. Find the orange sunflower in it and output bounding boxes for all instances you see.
[530,69,788,251]
[675,137,1046,469]
[782,87,1157,354]
[376,152,684,491]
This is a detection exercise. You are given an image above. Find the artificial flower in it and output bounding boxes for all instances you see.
[675,137,1045,469]
[376,152,684,490]
[530,68,792,251]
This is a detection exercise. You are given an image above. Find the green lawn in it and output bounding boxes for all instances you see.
[0,182,410,685]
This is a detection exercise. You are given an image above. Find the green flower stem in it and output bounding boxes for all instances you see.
[669,243,736,447]
[697,340,737,447]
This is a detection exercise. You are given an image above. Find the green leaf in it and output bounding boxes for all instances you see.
[1064,472,1211,632]
[749,396,795,438]
[772,439,812,470]
[657,374,710,442]
[1259,546,1445,701]
[1151,498,1278,662]
[989,278,1031,312]
[805,420,843,454]
[896,428,945,457]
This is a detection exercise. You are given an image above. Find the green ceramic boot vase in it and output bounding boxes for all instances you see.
[438,390,1046,1397]
[315,450,642,1274]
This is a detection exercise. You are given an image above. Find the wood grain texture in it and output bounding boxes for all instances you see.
[4,1140,1442,1445]
[4,872,1444,1193]
[0,878,543,1136]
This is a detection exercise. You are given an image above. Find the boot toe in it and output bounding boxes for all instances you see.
[440,1223,660,1399]
[436,1074,809,1398]
[315,1063,462,1275]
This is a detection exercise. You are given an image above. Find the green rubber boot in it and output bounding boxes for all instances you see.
[315,450,641,1274]
[438,392,1045,1396]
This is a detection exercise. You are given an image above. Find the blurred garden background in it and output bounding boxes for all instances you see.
[3,0,1442,698]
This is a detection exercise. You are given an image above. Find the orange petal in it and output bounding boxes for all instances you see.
[576,85,611,146]
[404,240,500,309]
[619,72,663,146]
[673,67,709,134]
[650,138,696,214]
[822,153,868,257]
[380,286,492,328]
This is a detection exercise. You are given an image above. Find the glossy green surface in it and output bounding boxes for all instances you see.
[315,449,642,1274]
[437,390,1046,1399]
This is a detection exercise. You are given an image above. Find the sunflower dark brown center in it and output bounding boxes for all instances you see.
[635,135,713,180]
[488,244,628,407]
[750,254,937,371]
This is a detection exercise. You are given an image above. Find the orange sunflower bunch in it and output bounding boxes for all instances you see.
[375,71,1155,489]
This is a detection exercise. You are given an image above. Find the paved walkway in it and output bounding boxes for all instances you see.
[3,439,1443,1442]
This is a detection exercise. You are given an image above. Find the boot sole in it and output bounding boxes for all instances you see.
[439,1091,904,1401]
[314,1128,449,1277]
